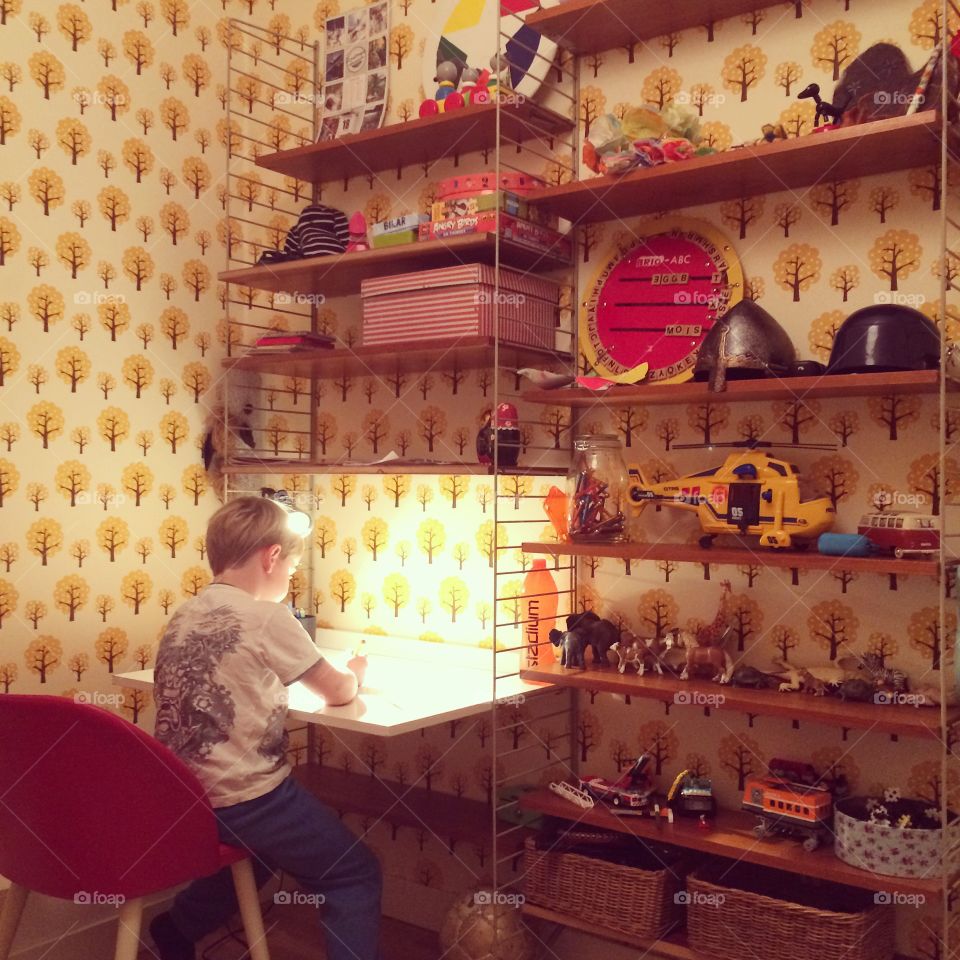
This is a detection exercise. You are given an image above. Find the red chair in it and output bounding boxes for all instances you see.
[0,694,270,960]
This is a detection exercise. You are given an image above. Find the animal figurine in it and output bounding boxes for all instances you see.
[838,652,909,695]
[797,82,843,127]
[729,665,782,689]
[837,678,877,703]
[665,629,733,684]
[773,659,847,694]
[695,580,733,646]
[611,632,667,676]
[202,400,256,501]
[549,626,589,669]
[551,611,619,667]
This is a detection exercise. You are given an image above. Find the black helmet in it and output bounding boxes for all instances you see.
[827,304,940,374]
[694,300,796,392]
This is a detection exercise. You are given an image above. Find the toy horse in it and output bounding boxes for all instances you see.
[797,83,843,127]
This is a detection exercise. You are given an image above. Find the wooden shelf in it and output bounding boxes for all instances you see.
[256,101,573,185]
[522,904,693,958]
[523,370,946,408]
[294,764,520,850]
[225,461,565,476]
[525,0,784,53]
[518,662,954,740]
[219,234,571,296]
[224,336,568,378]
[526,114,942,223]
[521,539,942,578]
[519,788,943,896]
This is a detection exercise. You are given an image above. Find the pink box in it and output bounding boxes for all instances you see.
[360,264,559,348]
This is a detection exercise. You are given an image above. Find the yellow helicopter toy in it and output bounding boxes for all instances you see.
[627,450,835,549]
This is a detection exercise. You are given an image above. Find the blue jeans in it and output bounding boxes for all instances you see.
[171,775,382,960]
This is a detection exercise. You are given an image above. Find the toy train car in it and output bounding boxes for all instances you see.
[742,775,833,851]
[857,512,939,558]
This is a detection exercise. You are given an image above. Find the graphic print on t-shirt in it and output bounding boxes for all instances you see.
[155,605,243,763]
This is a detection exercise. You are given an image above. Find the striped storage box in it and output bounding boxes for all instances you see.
[360,265,559,348]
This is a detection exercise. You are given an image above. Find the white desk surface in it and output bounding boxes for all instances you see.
[113,631,542,737]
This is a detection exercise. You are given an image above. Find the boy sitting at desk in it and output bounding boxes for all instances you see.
[150,496,379,960]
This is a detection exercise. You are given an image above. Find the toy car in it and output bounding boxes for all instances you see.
[857,511,939,558]
[742,759,833,851]
[579,754,654,809]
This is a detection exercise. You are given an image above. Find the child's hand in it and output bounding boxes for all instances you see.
[346,654,367,687]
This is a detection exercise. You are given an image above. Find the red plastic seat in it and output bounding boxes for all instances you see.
[0,694,270,960]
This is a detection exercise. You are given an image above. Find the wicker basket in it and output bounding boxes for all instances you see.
[686,861,895,960]
[522,835,685,941]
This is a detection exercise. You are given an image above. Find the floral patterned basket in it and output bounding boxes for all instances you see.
[833,796,959,878]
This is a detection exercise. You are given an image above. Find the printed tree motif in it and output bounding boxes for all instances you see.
[687,83,715,116]
[313,517,336,558]
[687,401,729,444]
[720,196,765,240]
[811,20,860,80]
[389,24,412,68]
[28,402,64,448]
[29,52,65,98]
[159,515,190,559]
[0,216,19,266]
[869,185,899,223]
[579,86,606,138]
[67,652,88,681]
[774,61,802,95]
[698,120,733,151]
[381,474,410,508]
[121,571,151,614]
[909,165,942,211]
[0,337,16,385]
[719,734,764,791]
[27,519,62,566]
[828,265,859,304]
[122,463,152,506]
[641,67,682,110]
[56,118,90,166]
[910,606,954,670]
[361,517,387,561]
[867,394,921,441]
[417,405,446,453]
[869,229,921,290]
[97,516,130,561]
[181,260,209,301]
[729,593,762,652]
[439,577,468,623]
[0,578,15,627]
[809,455,858,509]
[382,574,409,617]
[909,0,959,49]
[773,398,820,444]
[722,44,766,101]
[417,519,445,564]
[773,203,801,237]
[808,599,858,660]
[29,168,64,217]
[55,232,90,279]
[828,410,859,447]
[637,589,679,639]
[53,574,88,622]
[638,720,678,776]
[576,709,603,762]
[773,243,821,301]
[55,460,90,507]
[181,362,209,403]
[908,452,959,515]
[57,347,90,393]
[160,202,189,244]
[439,474,469,508]
[811,180,859,226]
[737,414,765,443]
[655,418,679,451]
[362,408,389,454]
[331,474,354,507]
[329,569,355,612]
[770,624,800,661]
[0,95,19,144]
[777,101,815,138]
[24,636,62,683]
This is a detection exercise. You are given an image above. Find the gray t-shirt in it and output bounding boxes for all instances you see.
[154,583,322,808]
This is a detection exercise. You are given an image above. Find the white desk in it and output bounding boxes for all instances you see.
[113,631,541,736]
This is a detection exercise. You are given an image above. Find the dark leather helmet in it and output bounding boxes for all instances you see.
[694,300,796,392]
[827,304,940,374]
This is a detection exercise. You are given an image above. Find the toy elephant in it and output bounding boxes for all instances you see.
[549,627,589,668]
[550,611,619,668]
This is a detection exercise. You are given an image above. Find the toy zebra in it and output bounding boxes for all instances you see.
[855,653,909,694]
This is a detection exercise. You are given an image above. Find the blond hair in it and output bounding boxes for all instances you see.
[206,496,303,575]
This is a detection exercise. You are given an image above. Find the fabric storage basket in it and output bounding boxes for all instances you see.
[360,265,558,348]
[686,861,895,960]
[522,835,685,941]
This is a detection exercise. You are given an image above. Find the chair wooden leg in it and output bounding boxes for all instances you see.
[231,859,271,960]
[0,883,28,960]
[113,896,143,960]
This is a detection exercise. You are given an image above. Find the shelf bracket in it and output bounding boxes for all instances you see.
[792,718,800,730]
[703,706,711,718]
[453,151,460,167]
[889,733,899,743]
[397,163,402,180]
[746,712,757,728]
[663,701,672,716]
[343,175,350,191]
[841,727,850,741]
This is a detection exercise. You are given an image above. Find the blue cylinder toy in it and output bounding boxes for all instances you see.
[817,533,873,557]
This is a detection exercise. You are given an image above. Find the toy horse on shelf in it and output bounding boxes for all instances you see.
[665,581,734,684]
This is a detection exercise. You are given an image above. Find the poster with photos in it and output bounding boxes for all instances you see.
[319,2,389,140]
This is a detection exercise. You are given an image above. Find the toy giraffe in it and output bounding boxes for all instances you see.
[696,580,733,647]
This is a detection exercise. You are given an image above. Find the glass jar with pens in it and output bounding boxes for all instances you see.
[566,435,629,543]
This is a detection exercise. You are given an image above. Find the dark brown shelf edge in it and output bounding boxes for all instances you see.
[518,663,954,739]
[518,789,943,896]
[225,462,566,476]
[523,370,947,408]
[222,337,571,376]
[525,0,784,52]
[254,100,574,183]
[521,540,942,578]
[522,904,693,958]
